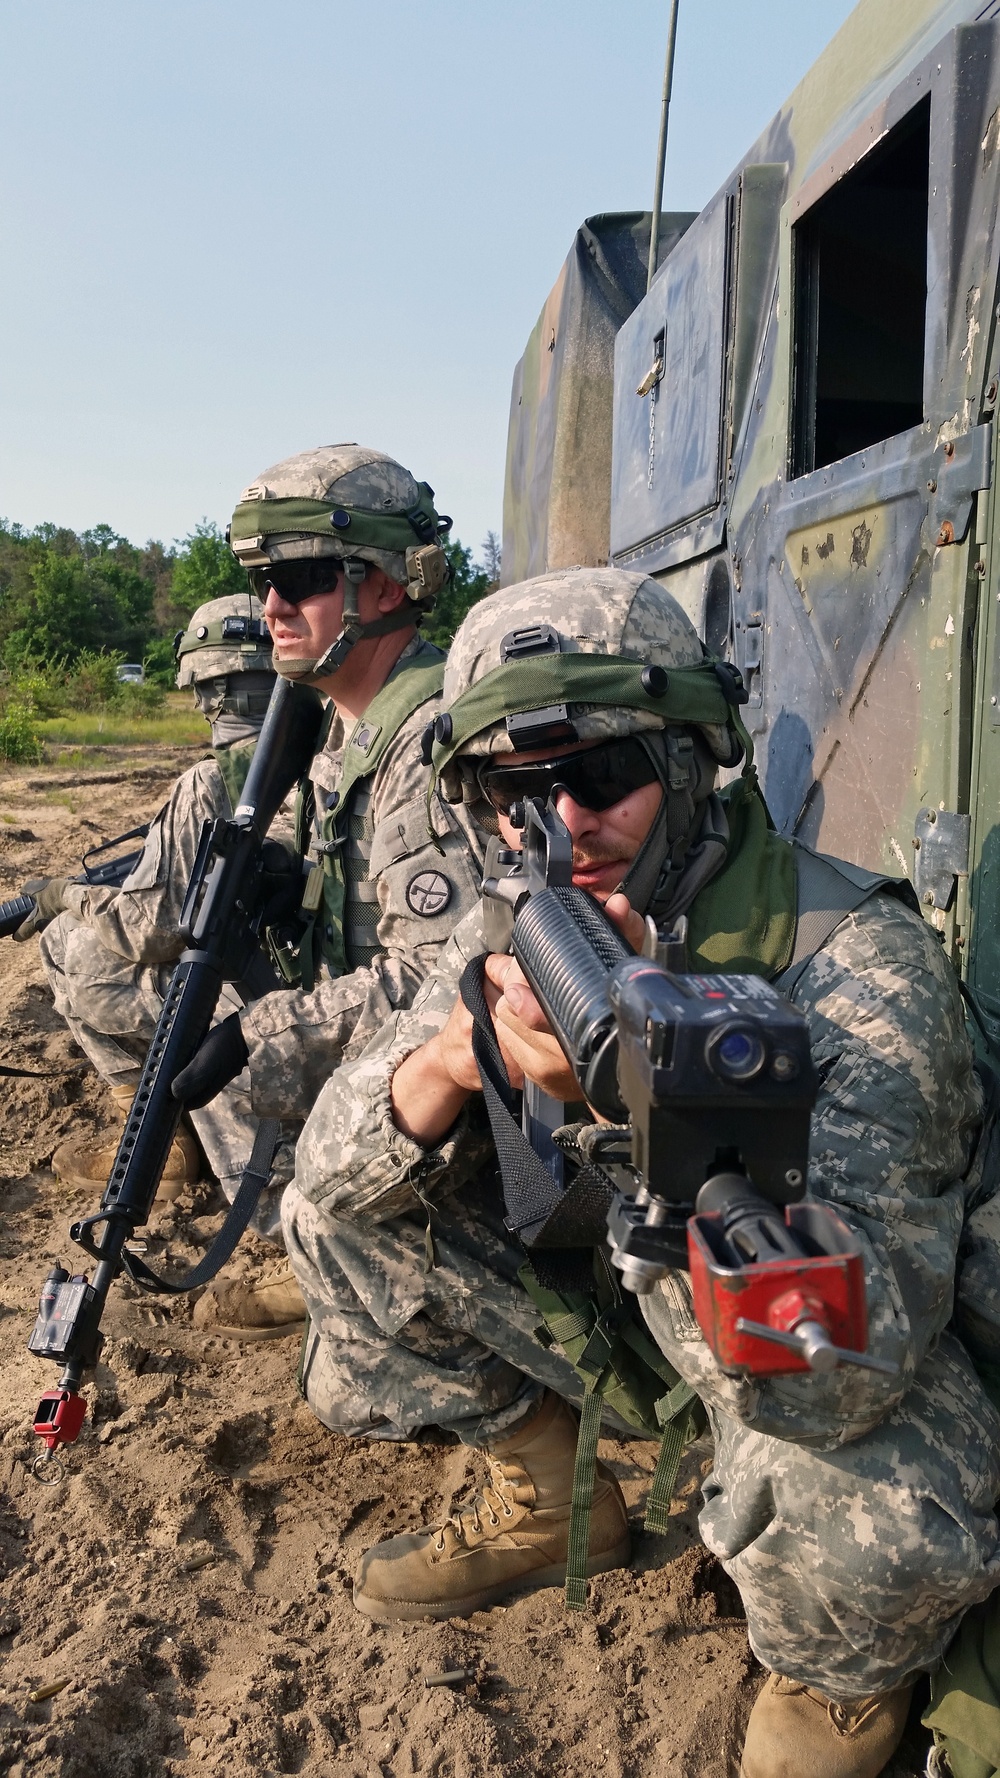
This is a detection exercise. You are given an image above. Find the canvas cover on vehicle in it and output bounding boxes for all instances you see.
[500,211,695,587]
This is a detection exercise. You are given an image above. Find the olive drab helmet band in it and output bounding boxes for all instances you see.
[174,593,273,680]
[227,445,452,684]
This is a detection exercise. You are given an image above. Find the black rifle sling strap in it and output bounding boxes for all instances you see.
[458,955,611,1288]
[122,1116,282,1295]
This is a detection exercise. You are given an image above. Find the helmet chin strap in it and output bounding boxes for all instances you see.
[273,559,417,683]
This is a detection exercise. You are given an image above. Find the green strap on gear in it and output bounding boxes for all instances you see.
[230,485,445,554]
[427,652,750,800]
[215,737,259,813]
[176,620,271,660]
[518,1257,704,1611]
[565,1385,605,1610]
[298,648,445,984]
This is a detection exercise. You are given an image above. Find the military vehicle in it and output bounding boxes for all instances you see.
[501,0,1000,1049]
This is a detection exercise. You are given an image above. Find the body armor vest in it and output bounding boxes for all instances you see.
[295,642,446,985]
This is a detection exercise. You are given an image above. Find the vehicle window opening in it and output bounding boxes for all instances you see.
[792,96,929,478]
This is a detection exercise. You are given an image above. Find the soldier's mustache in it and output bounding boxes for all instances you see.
[572,842,628,870]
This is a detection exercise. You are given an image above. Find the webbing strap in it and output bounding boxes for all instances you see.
[458,955,609,1280]
[122,1117,282,1295]
[565,1386,604,1611]
[645,1420,686,1534]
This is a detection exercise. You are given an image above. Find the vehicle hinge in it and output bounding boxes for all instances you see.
[912,808,970,912]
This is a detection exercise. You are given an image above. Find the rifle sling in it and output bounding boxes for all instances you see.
[458,954,610,1288]
[122,1116,282,1295]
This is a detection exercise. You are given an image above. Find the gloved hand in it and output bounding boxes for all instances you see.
[171,1012,250,1110]
[259,838,303,926]
[12,877,70,942]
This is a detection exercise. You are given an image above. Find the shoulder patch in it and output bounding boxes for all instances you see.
[405,869,454,917]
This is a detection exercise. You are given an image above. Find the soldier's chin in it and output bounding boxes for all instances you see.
[273,655,322,681]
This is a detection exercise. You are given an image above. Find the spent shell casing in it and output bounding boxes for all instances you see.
[423,1669,473,1688]
[28,1678,70,1703]
[184,1552,215,1573]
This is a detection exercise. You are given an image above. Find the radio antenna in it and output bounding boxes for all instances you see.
[646,0,681,293]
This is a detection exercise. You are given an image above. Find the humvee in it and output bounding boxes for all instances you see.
[501,0,1000,1047]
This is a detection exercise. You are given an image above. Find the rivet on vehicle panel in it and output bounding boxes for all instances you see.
[937,522,955,547]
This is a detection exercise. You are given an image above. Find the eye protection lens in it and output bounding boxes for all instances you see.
[249,560,342,605]
[476,736,661,816]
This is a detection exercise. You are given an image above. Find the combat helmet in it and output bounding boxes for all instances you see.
[227,444,452,680]
[174,593,275,721]
[427,566,749,837]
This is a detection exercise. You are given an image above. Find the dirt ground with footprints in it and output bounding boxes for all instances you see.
[0,745,931,1776]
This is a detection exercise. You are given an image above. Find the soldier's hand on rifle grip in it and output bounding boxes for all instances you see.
[171,1012,249,1110]
[486,954,580,1102]
[11,877,69,942]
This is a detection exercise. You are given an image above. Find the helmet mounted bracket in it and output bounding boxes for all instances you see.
[499,625,578,753]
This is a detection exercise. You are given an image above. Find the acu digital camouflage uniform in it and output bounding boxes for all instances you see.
[282,566,1000,1701]
[222,445,487,1124]
[39,595,297,1237]
[237,630,485,1125]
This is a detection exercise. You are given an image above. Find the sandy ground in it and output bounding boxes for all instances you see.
[0,745,933,1777]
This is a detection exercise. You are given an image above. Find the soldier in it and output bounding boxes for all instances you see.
[169,445,486,1334]
[29,592,288,1220]
[280,565,1000,1778]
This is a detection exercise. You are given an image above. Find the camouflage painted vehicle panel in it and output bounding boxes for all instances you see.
[503,0,1000,1041]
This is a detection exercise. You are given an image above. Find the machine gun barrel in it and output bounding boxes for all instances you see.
[28,677,324,1463]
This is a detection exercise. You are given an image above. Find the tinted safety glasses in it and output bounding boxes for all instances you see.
[475,735,661,816]
[249,560,342,606]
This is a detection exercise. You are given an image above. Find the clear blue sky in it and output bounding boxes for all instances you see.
[0,0,856,562]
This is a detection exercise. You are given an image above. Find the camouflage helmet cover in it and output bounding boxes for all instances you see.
[229,444,447,589]
[435,566,740,804]
[175,593,273,689]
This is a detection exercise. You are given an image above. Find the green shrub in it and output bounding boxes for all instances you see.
[143,635,179,687]
[0,700,42,763]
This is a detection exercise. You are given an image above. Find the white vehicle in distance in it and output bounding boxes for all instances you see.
[115,663,145,685]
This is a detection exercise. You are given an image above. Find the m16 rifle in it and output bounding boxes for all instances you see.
[483,795,897,1382]
[0,825,151,939]
[26,678,324,1473]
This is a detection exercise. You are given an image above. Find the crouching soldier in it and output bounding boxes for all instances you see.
[25,592,287,1219]
[280,566,1000,1778]
[169,444,487,1334]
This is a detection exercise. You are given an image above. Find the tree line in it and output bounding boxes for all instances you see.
[0,518,501,680]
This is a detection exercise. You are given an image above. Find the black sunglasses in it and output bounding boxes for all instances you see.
[249,560,342,605]
[475,736,661,816]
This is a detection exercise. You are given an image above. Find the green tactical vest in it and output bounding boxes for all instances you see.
[295,644,446,985]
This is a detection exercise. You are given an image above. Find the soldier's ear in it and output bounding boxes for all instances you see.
[373,569,409,614]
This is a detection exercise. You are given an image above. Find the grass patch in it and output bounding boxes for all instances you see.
[36,710,207,748]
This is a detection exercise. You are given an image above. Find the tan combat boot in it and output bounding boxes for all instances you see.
[51,1084,199,1202]
[191,1261,307,1340]
[740,1673,914,1778]
[353,1390,631,1622]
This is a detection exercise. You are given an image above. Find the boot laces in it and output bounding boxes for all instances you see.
[432,1457,518,1552]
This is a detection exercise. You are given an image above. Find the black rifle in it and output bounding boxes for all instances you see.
[0,825,151,939]
[27,678,324,1466]
[477,795,895,1379]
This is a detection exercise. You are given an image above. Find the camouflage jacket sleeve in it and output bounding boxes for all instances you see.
[60,756,231,965]
[241,701,487,1120]
[642,891,984,1448]
[291,901,495,1216]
